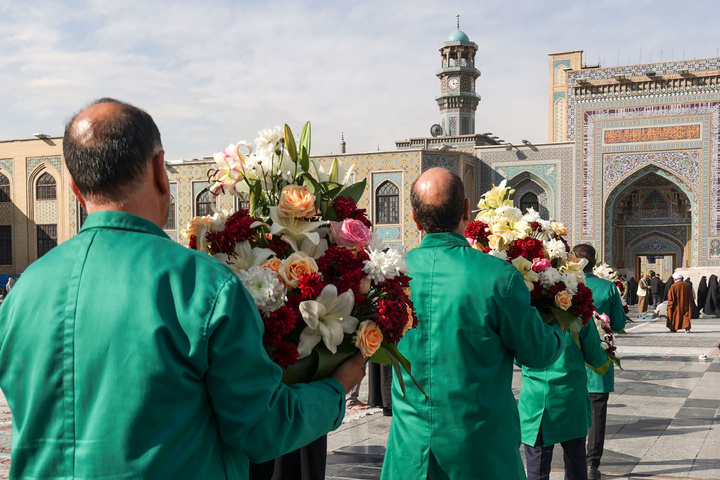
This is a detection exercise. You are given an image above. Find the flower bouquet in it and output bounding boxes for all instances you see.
[184,122,424,398]
[587,311,623,375]
[465,180,595,346]
[593,262,633,326]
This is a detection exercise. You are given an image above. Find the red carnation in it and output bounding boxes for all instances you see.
[271,341,300,368]
[530,281,543,300]
[465,221,490,240]
[189,235,197,250]
[223,210,260,243]
[374,298,408,343]
[573,283,595,323]
[332,196,372,228]
[298,273,326,299]
[508,237,544,261]
[266,236,290,257]
[262,305,298,347]
[206,230,233,255]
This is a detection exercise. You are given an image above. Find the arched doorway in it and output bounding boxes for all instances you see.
[604,170,692,278]
[509,172,552,218]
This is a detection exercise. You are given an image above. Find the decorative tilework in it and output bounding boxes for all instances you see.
[0,159,12,178]
[35,200,57,224]
[513,180,550,219]
[553,92,566,102]
[0,203,13,224]
[27,156,62,174]
[422,154,459,172]
[372,172,402,189]
[376,227,401,240]
[709,239,720,258]
[628,234,684,268]
[603,149,701,194]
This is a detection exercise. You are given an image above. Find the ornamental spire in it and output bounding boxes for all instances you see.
[457,14,460,29]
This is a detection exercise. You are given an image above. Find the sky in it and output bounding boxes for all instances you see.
[2,0,720,160]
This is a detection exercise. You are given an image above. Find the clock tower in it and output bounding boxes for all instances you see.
[436,28,481,136]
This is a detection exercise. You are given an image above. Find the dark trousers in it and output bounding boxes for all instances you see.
[524,428,588,480]
[652,293,662,307]
[249,435,327,480]
[587,393,610,469]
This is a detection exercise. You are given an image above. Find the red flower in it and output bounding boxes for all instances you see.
[206,230,233,255]
[332,196,372,228]
[530,281,543,300]
[572,283,595,324]
[224,210,260,243]
[615,280,625,295]
[298,273,326,299]
[189,235,197,250]
[507,237,544,261]
[266,236,290,257]
[317,246,368,284]
[465,221,490,240]
[374,298,408,343]
[262,305,298,347]
[531,222,542,231]
[271,341,300,368]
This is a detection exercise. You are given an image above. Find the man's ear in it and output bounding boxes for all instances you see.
[152,150,170,196]
[411,209,423,231]
[69,176,87,211]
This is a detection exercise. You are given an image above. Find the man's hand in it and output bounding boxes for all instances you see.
[329,353,366,394]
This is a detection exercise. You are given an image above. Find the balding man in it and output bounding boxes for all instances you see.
[0,98,364,479]
[380,168,565,480]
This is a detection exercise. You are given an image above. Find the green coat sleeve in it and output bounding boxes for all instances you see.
[498,270,565,369]
[204,276,345,463]
[580,320,608,369]
[608,285,627,333]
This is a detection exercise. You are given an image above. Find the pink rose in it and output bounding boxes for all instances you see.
[331,219,373,249]
[532,257,552,273]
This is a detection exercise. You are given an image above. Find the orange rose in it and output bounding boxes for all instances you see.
[278,185,316,218]
[403,305,414,334]
[358,277,372,294]
[278,252,318,288]
[355,320,383,358]
[551,222,568,236]
[488,234,504,250]
[555,290,572,311]
[262,257,282,274]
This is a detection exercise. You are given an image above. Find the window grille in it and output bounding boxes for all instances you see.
[37,224,57,258]
[376,181,399,224]
[36,173,56,200]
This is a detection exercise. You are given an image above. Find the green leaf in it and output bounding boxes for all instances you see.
[587,358,611,376]
[337,178,367,204]
[313,339,358,381]
[298,122,311,172]
[548,306,583,333]
[382,342,428,401]
[284,124,298,164]
[281,351,319,385]
[610,356,623,371]
[384,346,407,400]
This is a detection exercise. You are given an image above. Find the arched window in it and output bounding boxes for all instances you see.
[554,65,567,86]
[195,189,211,217]
[36,172,56,200]
[554,98,566,142]
[0,174,9,203]
[235,193,250,212]
[164,194,176,229]
[520,192,540,213]
[376,181,399,224]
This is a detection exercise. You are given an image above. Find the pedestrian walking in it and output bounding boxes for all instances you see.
[667,272,693,333]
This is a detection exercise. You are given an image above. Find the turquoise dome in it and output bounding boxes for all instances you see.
[446,29,470,42]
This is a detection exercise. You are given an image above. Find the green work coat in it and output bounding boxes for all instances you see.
[0,211,344,479]
[518,320,607,446]
[381,232,565,480]
[584,273,626,393]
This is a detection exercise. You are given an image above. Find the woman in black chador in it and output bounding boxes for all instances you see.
[685,277,700,319]
[626,277,638,306]
[697,276,708,314]
[704,275,720,317]
[662,275,673,302]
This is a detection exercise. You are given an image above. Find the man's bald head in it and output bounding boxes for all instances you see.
[410,167,466,234]
[63,98,162,201]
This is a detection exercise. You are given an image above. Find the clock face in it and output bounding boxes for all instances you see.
[448,77,459,90]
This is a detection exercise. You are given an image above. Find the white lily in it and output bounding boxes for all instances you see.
[312,158,355,185]
[268,206,328,252]
[221,240,275,273]
[511,256,540,291]
[297,285,359,358]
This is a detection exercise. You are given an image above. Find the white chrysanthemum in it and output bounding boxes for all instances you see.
[495,206,523,222]
[487,249,508,261]
[363,248,409,283]
[538,219,553,234]
[255,125,284,155]
[521,208,541,223]
[545,239,568,261]
[563,273,579,296]
[236,266,286,313]
[539,267,562,289]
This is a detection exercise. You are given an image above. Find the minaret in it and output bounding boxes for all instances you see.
[340,133,346,154]
[436,18,481,136]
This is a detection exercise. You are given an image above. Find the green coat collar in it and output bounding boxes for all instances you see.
[80,211,169,239]
[417,231,468,249]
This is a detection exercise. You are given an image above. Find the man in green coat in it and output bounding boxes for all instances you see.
[0,99,365,479]
[381,168,566,480]
[518,301,607,479]
[573,245,627,480]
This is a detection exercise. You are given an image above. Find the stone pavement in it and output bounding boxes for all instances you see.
[326,311,720,479]
[0,310,716,479]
